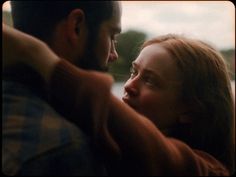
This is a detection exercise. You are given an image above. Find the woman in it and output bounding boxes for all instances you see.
[3,24,235,175]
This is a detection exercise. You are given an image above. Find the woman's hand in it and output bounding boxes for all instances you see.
[2,23,60,82]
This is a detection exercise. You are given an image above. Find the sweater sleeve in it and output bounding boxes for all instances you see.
[49,59,113,131]
[49,59,120,159]
[107,95,230,176]
[48,59,229,176]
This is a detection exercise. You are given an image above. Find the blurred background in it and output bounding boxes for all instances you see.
[3,1,235,99]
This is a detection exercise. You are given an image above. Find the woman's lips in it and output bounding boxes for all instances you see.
[122,97,137,110]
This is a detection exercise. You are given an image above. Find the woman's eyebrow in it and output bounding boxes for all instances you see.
[132,62,163,81]
[143,69,163,80]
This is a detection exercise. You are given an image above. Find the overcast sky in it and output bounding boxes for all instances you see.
[121,1,235,50]
[3,1,235,50]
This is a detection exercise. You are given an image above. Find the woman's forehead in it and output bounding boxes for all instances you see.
[135,44,182,82]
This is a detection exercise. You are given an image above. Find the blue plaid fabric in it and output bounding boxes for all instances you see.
[2,80,105,176]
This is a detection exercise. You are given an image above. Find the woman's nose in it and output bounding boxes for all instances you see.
[124,78,139,97]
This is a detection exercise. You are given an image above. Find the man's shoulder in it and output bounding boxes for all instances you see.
[3,80,90,175]
[3,80,86,143]
[2,81,81,129]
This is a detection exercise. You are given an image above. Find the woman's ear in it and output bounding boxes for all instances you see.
[178,114,193,124]
[177,104,194,124]
[65,9,86,45]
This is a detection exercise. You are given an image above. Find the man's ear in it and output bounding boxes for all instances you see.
[65,9,86,46]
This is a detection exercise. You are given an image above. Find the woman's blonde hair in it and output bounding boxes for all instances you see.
[142,34,235,173]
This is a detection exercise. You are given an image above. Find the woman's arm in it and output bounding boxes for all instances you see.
[2,23,59,82]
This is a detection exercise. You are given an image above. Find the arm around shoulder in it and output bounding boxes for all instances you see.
[2,23,60,83]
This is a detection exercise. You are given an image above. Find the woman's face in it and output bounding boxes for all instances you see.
[122,43,185,131]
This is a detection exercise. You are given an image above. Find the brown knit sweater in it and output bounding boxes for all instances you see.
[49,59,230,176]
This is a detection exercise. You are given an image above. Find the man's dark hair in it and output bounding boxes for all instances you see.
[11,1,113,43]
[11,1,115,71]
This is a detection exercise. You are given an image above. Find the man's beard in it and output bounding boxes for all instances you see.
[75,50,108,72]
[74,30,109,72]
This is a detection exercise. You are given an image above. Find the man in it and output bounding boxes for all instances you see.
[2,1,121,175]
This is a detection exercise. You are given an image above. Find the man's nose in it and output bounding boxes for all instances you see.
[109,50,118,62]
[108,44,118,62]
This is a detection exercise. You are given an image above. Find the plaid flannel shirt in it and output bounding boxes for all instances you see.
[2,80,105,176]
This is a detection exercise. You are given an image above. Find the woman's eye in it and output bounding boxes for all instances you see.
[144,77,157,87]
[145,78,152,84]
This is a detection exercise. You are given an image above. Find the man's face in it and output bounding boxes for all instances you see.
[77,2,122,71]
[94,1,122,70]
